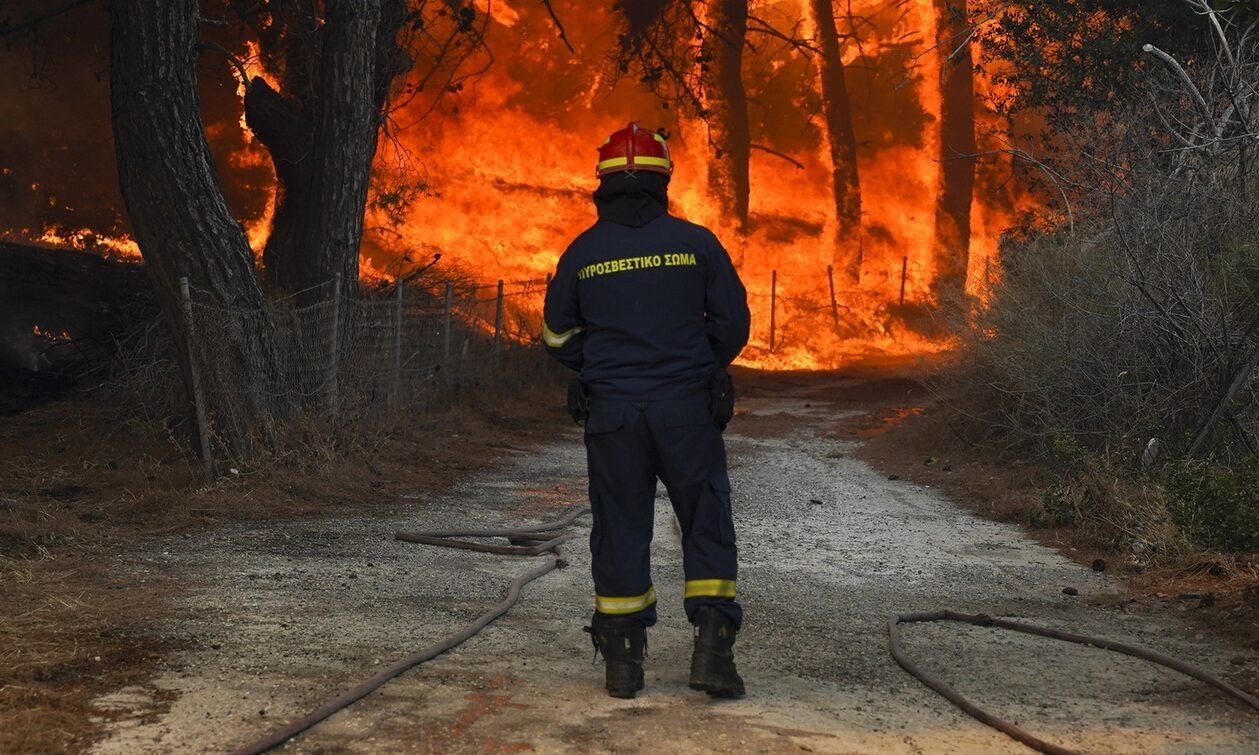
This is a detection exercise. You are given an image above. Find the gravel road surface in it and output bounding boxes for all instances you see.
[90,374,1258,753]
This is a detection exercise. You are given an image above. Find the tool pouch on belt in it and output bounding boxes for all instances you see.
[709,369,735,429]
[567,378,591,425]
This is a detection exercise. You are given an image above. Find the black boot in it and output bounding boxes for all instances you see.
[585,614,646,699]
[689,606,745,697]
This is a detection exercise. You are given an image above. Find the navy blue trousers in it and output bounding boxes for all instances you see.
[583,393,742,630]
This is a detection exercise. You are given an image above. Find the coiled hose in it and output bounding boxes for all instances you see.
[231,506,590,755]
[889,609,1259,755]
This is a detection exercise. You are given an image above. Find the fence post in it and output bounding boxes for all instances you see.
[899,256,908,306]
[179,277,213,482]
[392,278,403,408]
[493,279,504,355]
[442,281,453,362]
[327,273,341,415]
[826,264,841,328]
[769,269,778,353]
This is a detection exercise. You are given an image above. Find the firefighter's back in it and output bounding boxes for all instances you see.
[560,214,725,400]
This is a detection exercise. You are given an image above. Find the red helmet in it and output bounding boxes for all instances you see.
[596,122,673,178]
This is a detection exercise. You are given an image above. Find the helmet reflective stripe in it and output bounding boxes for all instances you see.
[596,155,672,173]
[595,121,674,178]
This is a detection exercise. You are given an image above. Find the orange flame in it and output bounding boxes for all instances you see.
[360,0,1026,369]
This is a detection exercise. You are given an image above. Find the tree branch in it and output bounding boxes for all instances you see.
[197,41,252,92]
[541,0,576,54]
[0,0,98,40]
[751,143,804,169]
[1143,44,1215,131]
[747,14,821,56]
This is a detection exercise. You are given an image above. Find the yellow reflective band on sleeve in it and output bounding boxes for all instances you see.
[595,587,657,615]
[684,579,736,599]
[542,321,583,348]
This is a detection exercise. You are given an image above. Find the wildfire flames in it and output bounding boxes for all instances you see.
[2,0,1037,371]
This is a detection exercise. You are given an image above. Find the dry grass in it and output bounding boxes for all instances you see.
[0,558,179,753]
[853,375,1259,660]
[0,347,568,751]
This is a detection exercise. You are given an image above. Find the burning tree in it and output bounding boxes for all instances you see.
[703,0,753,231]
[236,0,412,302]
[613,0,753,231]
[110,0,283,449]
[103,0,487,454]
[931,0,976,302]
[809,0,863,281]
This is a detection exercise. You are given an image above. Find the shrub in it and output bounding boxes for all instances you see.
[1165,460,1259,553]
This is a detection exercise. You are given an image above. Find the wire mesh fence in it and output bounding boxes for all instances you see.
[177,260,985,476]
[180,272,550,477]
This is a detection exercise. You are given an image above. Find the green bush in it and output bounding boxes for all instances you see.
[1165,461,1259,553]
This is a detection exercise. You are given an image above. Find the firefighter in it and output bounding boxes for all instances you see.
[542,122,751,699]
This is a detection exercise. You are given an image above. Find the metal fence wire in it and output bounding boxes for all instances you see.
[179,273,549,471]
[176,261,986,475]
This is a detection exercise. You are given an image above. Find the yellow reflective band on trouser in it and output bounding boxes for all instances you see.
[684,579,737,599]
[542,321,582,348]
[595,587,657,615]
[597,156,672,173]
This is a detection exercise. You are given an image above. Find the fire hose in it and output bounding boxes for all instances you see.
[889,609,1259,755]
[230,506,590,755]
[228,504,1257,754]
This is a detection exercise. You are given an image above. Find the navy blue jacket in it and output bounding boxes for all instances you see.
[543,214,750,399]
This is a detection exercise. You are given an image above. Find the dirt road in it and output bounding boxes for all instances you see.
[91,373,1258,753]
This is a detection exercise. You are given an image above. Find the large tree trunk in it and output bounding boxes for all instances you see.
[811,0,863,282]
[703,0,751,233]
[110,0,280,454]
[245,0,408,303]
[932,0,977,302]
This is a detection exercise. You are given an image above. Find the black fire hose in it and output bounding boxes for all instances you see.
[230,506,590,755]
[889,609,1259,755]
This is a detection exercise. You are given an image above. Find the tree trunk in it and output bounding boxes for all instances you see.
[245,0,408,304]
[110,0,279,455]
[703,0,751,233]
[932,0,977,302]
[811,0,863,281]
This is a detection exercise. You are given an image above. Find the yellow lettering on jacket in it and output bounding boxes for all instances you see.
[577,253,696,281]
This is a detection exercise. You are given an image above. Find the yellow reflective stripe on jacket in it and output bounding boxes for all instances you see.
[684,579,736,599]
[542,321,583,348]
[595,587,657,615]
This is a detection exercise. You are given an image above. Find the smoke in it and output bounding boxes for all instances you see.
[0,1,272,243]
